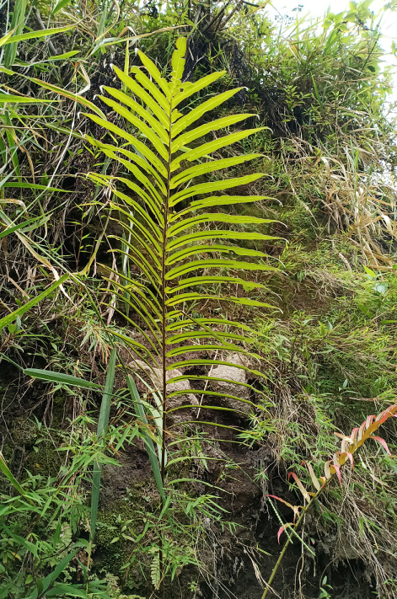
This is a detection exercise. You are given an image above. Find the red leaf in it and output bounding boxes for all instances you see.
[277,526,285,543]
[268,495,295,511]
[333,463,342,486]
[371,436,391,455]
[350,427,359,444]
[277,523,294,543]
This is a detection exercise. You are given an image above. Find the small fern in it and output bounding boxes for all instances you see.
[150,548,161,590]
[84,37,279,484]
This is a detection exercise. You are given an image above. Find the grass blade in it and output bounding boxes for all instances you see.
[127,375,165,503]
[4,0,28,68]
[0,273,69,331]
[90,348,117,540]
[0,452,26,496]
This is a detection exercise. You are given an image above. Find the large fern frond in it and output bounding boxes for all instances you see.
[84,37,280,476]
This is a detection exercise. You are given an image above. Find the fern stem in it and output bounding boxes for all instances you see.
[161,97,174,488]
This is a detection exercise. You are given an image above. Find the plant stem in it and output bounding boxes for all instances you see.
[261,491,320,599]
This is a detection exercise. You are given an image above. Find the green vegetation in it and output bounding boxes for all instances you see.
[0,1,397,598]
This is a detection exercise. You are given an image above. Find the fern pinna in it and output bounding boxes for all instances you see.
[84,37,278,483]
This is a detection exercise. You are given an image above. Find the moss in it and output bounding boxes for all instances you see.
[24,438,61,478]
[94,498,140,579]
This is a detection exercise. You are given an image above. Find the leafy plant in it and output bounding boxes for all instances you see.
[263,404,397,599]
[84,37,279,492]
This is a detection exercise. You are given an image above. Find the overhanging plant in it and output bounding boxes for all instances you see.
[83,37,279,499]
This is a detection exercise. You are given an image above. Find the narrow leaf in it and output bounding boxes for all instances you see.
[90,348,117,541]
[24,369,100,390]
[370,436,392,455]
[0,273,69,331]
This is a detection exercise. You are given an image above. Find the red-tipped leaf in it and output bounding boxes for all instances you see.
[370,436,392,455]
[268,495,302,522]
[277,523,294,544]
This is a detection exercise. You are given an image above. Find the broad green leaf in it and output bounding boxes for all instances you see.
[171,128,267,170]
[85,136,166,193]
[45,584,87,598]
[168,359,267,380]
[2,26,73,45]
[166,259,276,280]
[0,273,69,331]
[111,227,161,273]
[165,291,275,308]
[108,198,161,246]
[165,317,255,333]
[112,65,169,129]
[168,375,266,398]
[167,230,279,251]
[172,71,225,107]
[166,243,269,265]
[4,0,28,68]
[137,50,172,100]
[171,114,256,153]
[111,296,162,341]
[98,96,168,160]
[111,303,161,354]
[168,211,274,236]
[45,50,80,61]
[110,269,162,312]
[0,215,49,239]
[102,86,168,142]
[166,275,267,293]
[166,343,261,358]
[171,88,245,137]
[24,369,100,389]
[111,166,163,212]
[172,195,274,219]
[84,113,167,176]
[52,0,74,14]
[130,67,170,113]
[2,182,69,192]
[167,388,256,408]
[169,173,265,207]
[170,36,187,86]
[170,155,263,189]
[112,191,163,235]
[28,549,80,599]
[166,329,250,344]
[111,331,157,362]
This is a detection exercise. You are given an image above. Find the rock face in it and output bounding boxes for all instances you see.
[132,354,253,420]
[131,361,198,422]
[210,353,252,416]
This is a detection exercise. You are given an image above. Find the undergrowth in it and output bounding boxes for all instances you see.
[0,1,397,599]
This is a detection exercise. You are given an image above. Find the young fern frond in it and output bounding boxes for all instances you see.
[84,37,279,483]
